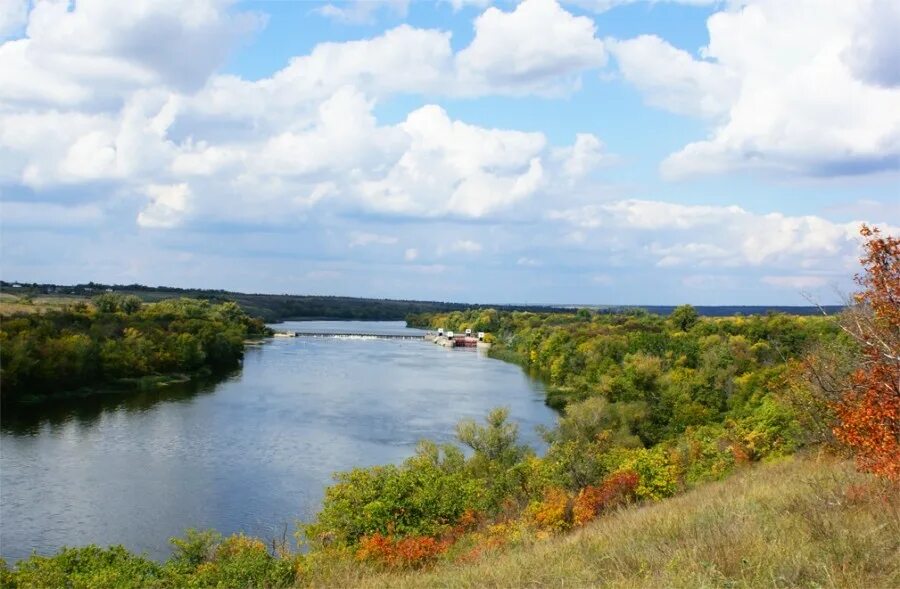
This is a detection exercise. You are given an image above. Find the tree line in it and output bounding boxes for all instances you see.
[0,294,270,403]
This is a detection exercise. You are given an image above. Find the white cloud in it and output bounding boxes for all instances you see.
[0,0,611,227]
[137,183,191,228]
[608,35,736,118]
[1,0,261,108]
[552,133,614,180]
[456,0,606,95]
[404,248,419,261]
[261,25,452,104]
[359,104,546,217]
[611,0,900,178]
[550,199,897,270]
[517,257,542,267]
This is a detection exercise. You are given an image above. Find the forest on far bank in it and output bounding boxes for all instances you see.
[0,282,577,322]
[0,281,841,323]
[0,295,270,403]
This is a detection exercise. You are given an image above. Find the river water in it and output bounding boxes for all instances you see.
[0,321,556,561]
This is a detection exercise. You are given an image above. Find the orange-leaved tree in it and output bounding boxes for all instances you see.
[834,225,900,481]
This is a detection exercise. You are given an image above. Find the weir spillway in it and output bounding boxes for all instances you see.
[274,332,425,340]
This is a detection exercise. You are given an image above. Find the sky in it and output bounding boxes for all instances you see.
[0,0,898,305]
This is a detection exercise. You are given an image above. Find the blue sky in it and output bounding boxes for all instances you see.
[0,0,898,305]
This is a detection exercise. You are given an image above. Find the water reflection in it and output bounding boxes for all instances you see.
[1,370,237,436]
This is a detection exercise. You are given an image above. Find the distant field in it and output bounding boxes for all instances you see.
[0,293,90,315]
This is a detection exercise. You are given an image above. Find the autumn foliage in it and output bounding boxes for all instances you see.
[572,470,640,526]
[356,533,450,569]
[527,487,572,534]
[833,226,900,481]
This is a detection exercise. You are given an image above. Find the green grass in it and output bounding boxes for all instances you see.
[327,456,899,588]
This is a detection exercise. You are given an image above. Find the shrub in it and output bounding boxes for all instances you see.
[5,545,163,588]
[608,446,681,500]
[356,533,449,569]
[526,487,572,535]
[180,533,295,588]
[305,453,484,547]
[572,470,639,526]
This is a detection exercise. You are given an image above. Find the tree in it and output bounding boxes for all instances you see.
[670,304,699,331]
[833,226,900,481]
[456,407,526,467]
[120,295,143,314]
[93,293,122,313]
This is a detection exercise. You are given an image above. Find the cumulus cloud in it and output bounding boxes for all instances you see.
[359,105,546,217]
[607,35,736,118]
[0,0,612,227]
[550,199,897,270]
[137,183,191,228]
[456,0,607,95]
[611,0,900,178]
[1,0,261,108]
[551,133,614,180]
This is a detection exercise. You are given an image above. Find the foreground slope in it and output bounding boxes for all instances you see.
[349,456,898,588]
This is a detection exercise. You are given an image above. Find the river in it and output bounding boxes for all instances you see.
[0,321,557,562]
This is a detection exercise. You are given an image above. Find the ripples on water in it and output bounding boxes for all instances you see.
[0,321,557,561]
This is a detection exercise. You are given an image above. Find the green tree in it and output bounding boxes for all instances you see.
[670,304,699,331]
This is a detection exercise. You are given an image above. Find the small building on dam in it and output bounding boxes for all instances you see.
[428,328,491,349]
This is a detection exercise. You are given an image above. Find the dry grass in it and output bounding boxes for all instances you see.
[311,455,899,588]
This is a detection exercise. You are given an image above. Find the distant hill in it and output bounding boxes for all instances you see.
[0,281,573,322]
[0,281,842,321]
[580,304,844,317]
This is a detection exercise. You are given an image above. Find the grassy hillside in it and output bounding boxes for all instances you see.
[347,455,898,589]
